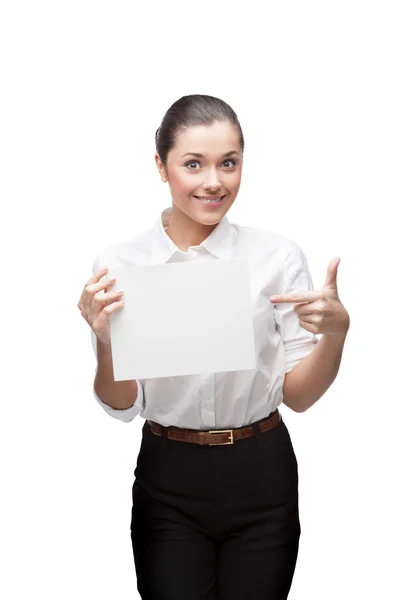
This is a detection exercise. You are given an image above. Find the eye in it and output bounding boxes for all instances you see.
[185,160,201,170]
[184,159,237,170]
[222,159,236,168]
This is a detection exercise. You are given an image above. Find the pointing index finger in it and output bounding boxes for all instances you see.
[269,291,318,303]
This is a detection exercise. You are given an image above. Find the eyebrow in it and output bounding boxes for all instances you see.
[181,150,239,158]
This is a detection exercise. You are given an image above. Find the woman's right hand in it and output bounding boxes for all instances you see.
[77,268,124,346]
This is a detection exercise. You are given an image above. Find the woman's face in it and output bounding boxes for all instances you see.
[155,120,243,227]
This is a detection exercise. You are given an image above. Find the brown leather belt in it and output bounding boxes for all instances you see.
[147,409,281,446]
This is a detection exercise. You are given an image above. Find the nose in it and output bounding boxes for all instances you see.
[203,168,222,191]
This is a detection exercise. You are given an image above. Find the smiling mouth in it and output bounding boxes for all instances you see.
[194,195,226,200]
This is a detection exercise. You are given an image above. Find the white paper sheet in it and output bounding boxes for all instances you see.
[108,257,257,380]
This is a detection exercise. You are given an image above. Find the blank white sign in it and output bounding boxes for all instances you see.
[109,257,257,380]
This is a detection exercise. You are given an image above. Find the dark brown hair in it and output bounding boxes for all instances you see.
[155,94,245,164]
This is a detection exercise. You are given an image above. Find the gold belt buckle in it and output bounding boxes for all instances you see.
[207,429,234,445]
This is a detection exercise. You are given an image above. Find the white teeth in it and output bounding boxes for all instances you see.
[197,197,222,203]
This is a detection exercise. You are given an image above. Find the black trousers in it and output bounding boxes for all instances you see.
[130,411,300,600]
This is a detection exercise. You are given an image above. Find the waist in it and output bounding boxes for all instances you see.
[147,409,281,446]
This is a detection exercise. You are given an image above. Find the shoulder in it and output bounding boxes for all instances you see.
[92,227,152,273]
[232,222,300,260]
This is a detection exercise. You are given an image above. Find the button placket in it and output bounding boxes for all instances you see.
[200,373,216,429]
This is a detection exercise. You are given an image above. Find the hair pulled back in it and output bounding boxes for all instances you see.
[155,94,244,164]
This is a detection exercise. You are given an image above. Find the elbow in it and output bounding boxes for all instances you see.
[282,368,311,413]
[282,395,309,413]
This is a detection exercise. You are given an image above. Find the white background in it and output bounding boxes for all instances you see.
[1,1,398,598]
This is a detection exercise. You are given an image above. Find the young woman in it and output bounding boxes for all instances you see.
[78,94,350,599]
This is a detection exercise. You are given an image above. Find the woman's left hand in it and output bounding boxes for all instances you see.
[269,257,350,337]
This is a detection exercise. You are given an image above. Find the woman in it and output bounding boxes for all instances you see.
[78,94,350,599]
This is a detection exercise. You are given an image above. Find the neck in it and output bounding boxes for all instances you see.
[165,205,219,251]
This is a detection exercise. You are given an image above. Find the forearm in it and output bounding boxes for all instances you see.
[282,332,348,413]
[94,338,138,410]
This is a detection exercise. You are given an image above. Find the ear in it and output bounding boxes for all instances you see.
[155,153,168,183]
